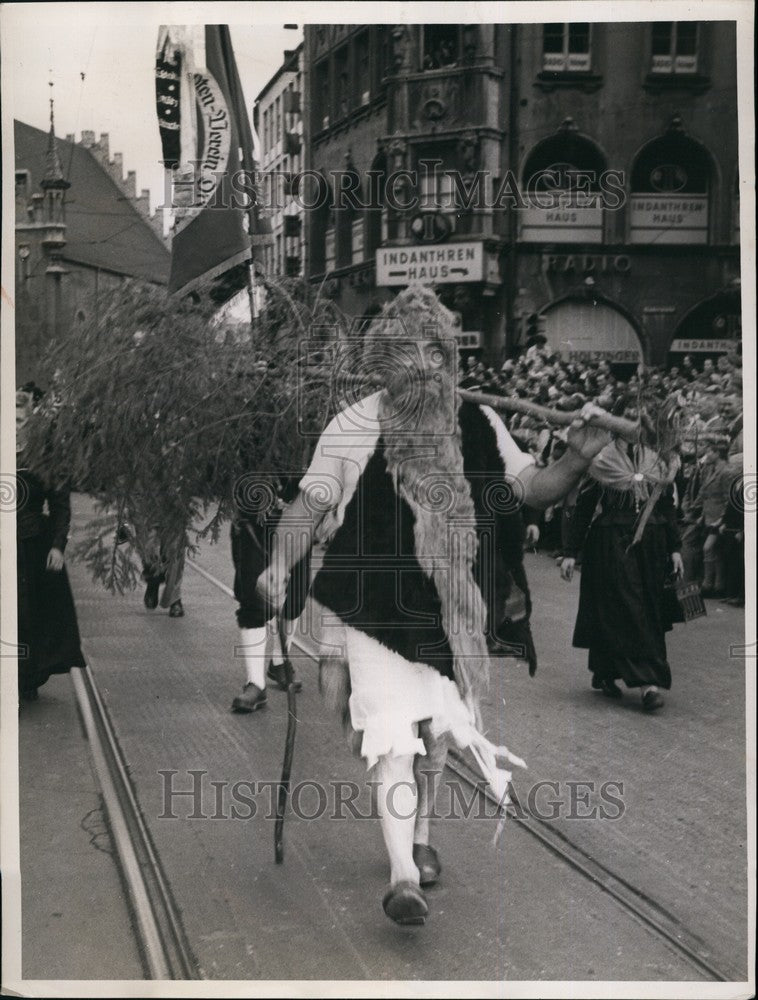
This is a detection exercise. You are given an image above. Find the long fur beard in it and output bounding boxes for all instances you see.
[379,371,490,719]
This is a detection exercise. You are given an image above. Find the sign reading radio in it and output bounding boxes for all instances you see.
[376,242,484,286]
[545,254,631,274]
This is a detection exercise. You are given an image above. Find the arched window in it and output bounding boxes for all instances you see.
[520,123,606,243]
[668,287,741,366]
[629,121,712,244]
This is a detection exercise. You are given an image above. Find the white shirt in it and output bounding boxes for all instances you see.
[299,391,534,536]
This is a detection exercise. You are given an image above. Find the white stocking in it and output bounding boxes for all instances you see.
[238,626,268,688]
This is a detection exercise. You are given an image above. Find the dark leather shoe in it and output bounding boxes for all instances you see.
[413,844,441,887]
[642,689,665,711]
[592,675,623,699]
[168,599,184,618]
[144,578,160,609]
[231,683,267,713]
[382,881,428,926]
[266,661,303,692]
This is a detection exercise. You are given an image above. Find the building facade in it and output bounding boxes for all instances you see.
[254,43,305,279]
[15,119,169,384]
[303,21,740,366]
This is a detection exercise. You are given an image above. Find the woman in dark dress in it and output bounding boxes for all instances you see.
[16,386,86,700]
[560,425,684,712]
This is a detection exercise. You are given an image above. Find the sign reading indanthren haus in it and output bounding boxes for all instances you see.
[629,194,708,245]
[376,242,484,286]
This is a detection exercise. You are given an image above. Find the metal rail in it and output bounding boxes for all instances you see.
[185,555,740,983]
[444,750,737,983]
[71,662,199,980]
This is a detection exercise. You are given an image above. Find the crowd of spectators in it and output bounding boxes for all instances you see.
[460,339,745,606]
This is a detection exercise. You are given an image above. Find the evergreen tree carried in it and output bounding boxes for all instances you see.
[25,277,345,592]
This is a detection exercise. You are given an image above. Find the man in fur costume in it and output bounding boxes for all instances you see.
[257,287,612,925]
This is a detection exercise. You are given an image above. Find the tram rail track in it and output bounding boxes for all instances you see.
[70,661,199,980]
[71,553,739,982]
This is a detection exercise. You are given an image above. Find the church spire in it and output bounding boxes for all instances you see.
[41,78,70,191]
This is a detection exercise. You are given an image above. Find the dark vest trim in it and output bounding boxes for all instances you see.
[312,402,535,676]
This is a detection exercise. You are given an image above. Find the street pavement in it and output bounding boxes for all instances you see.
[17,671,144,980]
[16,495,749,983]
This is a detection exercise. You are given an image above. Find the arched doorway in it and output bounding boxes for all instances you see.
[541,298,643,375]
[668,288,742,367]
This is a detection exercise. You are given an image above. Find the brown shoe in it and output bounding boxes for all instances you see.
[231,683,267,713]
[168,599,184,618]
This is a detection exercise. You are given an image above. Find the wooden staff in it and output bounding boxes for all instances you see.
[274,613,298,865]
[457,388,640,443]
[344,375,640,442]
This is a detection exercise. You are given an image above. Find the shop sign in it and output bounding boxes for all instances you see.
[629,194,708,245]
[520,201,603,244]
[566,349,640,363]
[669,339,736,353]
[376,242,484,285]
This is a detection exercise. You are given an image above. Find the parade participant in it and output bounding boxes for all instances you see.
[560,400,684,711]
[16,384,86,700]
[696,435,734,597]
[139,526,187,618]
[229,476,307,713]
[719,461,745,607]
[256,287,613,926]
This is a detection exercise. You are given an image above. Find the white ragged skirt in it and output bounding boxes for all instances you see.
[341,626,525,799]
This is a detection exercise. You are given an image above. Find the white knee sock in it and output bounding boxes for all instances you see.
[238,627,268,688]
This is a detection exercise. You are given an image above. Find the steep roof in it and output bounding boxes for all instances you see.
[15,120,170,284]
[254,42,303,104]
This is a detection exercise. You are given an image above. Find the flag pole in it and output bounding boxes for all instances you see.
[217,24,265,338]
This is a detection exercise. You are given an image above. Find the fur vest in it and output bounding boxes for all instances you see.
[312,401,537,677]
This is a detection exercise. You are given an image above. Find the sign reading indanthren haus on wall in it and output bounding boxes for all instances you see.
[629,194,708,245]
[376,242,484,286]
[669,339,737,353]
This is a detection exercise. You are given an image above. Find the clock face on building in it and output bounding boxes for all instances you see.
[410,211,452,243]
[649,164,688,192]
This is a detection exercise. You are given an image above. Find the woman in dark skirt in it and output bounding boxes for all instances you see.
[560,426,684,712]
[16,386,86,700]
